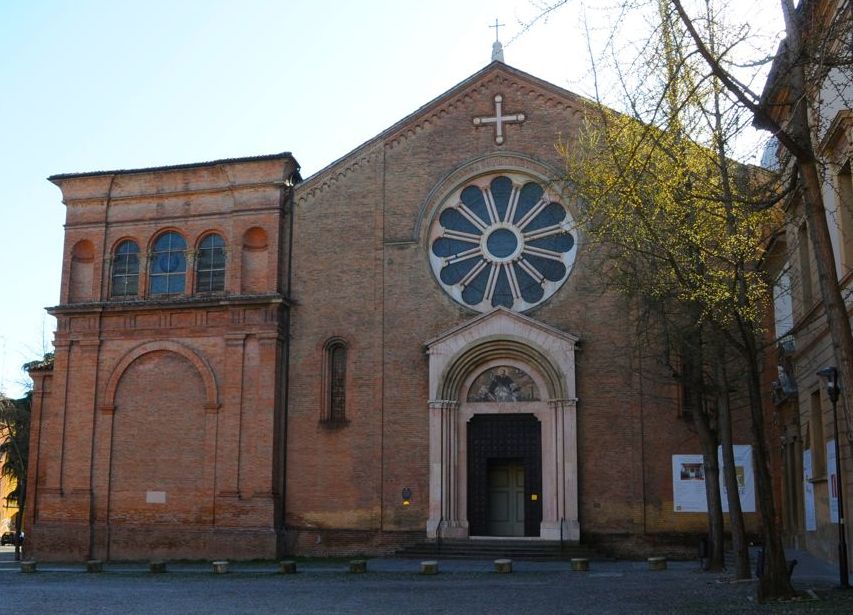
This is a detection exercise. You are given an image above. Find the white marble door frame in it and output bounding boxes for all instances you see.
[425,308,579,541]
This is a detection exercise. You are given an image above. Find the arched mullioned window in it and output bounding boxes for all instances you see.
[195,233,226,293]
[322,339,347,424]
[149,231,187,295]
[111,240,140,297]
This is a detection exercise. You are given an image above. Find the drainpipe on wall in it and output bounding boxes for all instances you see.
[279,163,301,553]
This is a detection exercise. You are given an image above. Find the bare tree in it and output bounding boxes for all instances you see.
[531,0,795,595]
[668,0,852,600]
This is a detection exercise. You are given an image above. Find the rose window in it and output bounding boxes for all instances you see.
[429,174,577,312]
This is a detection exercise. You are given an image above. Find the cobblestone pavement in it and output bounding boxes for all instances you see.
[2,547,852,614]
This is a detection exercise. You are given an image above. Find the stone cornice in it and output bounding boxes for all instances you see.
[428,400,460,410]
[425,306,580,350]
[49,152,298,182]
[819,109,853,157]
[49,293,288,316]
[548,398,579,410]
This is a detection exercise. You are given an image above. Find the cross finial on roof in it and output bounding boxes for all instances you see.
[490,18,505,42]
[490,18,505,62]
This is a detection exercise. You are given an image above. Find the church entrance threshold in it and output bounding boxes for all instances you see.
[468,414,541,537]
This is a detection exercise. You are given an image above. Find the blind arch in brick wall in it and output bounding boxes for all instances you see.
[102,340,220,412]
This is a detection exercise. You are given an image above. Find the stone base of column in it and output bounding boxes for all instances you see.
[437,520,468,539]
[540,519,580,541]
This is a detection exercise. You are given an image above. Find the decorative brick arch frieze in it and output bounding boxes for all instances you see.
[101,341,220,413]
[294,146,382,206]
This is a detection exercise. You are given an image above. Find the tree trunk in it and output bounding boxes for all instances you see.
[743,334,795,600]
[694,406,725,571]
[797,158,853,420]
[716,359,751,579]
[683,330,725,571]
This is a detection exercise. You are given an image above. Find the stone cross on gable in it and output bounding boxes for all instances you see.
[473,95,526,145]
[490,18,504,41]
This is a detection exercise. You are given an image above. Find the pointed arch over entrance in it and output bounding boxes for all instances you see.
[425,308,579,541]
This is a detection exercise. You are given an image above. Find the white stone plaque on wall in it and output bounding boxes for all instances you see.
[146,490,167,504]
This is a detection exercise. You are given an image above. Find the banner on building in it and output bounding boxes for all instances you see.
[673,454,707,512]
[828,440,839,523]
[803,449,816,531]
[719,445,756,513]
[673,445,755,513]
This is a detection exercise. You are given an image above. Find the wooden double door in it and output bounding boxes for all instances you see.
[468,413,542,537]
[487,460,526,536]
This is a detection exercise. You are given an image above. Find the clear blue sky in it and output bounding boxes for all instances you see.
[0,1,782,396]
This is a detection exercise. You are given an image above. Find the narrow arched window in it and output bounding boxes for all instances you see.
[323,340,347,423]
[149,231,186,295]
[196,233,226,293]
[111,240,140,297]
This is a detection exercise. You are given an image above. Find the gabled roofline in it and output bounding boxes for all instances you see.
[425,306,580,349]
[49,152,301,183]
[298,61,599,194]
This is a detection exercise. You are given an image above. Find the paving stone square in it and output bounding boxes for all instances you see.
[2,546,852,614]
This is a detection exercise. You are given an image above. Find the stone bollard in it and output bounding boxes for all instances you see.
[648,556,667,571]
[20,560,37,573]
[571,558,589,572]
[420,560,439,575]
[494,558,512,574]
[349,559,367,574]
[86,560,103,573]
[212,560,229,574]
[149,561,167,574]
[279,560,297,575]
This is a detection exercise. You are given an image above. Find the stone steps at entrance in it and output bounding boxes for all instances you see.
[394,539,601,561]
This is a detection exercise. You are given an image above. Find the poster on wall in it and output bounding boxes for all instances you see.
[803,449,816,531]
[673,446,756,513]
[828,440,839,523]
[718,445,756,513]
[673,454,708,512]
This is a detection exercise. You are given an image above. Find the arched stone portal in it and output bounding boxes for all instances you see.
[425,307,579,541]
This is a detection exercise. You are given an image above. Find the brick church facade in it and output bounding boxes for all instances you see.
[26,61,756,561]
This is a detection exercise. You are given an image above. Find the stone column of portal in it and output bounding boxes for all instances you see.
[550,398,580,542]
[426,400,443,538]
[426,400,464,539]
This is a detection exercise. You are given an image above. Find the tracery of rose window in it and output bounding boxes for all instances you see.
[429,174,576,312]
